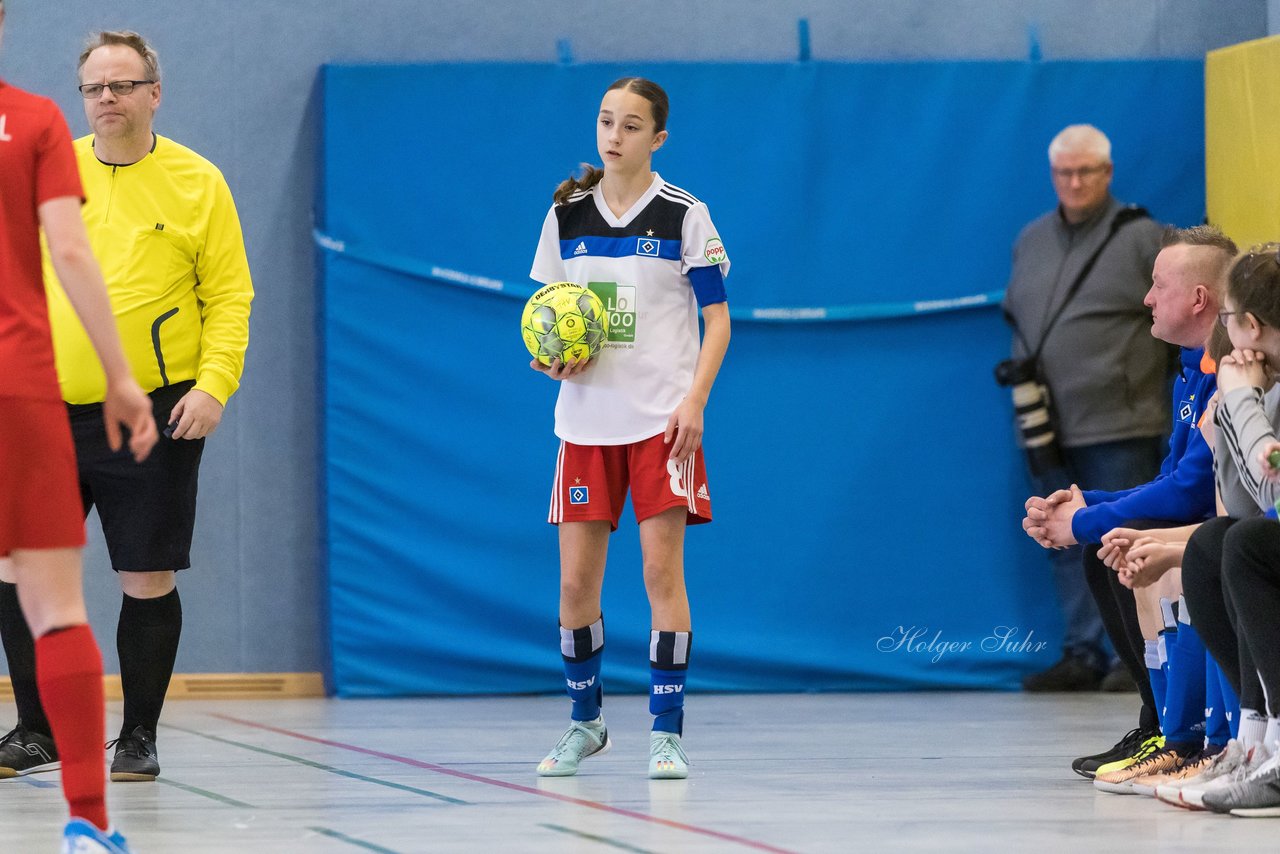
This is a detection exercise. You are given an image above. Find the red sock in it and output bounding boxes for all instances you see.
[35,625,108,831]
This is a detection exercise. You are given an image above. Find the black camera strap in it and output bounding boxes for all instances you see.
[1006,204,1150,360]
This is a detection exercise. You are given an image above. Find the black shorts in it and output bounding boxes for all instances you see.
[67,380,205,572]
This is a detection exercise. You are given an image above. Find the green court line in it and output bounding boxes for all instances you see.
[308,826,403,854]
[539,823,660,853]
[156,776,257,809]
[161,722,469,805]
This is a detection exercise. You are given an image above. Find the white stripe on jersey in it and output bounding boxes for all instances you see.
[659,183,701,206]
[548,441,566,523]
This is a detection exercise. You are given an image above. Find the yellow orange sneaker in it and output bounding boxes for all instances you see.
[1094,743,1194,794]
[1132,745,1221,796]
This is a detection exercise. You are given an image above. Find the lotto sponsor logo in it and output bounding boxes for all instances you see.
[653,684,684,694]
[704,237,726,265]
[588,282,637,343]
[567,676,597,690]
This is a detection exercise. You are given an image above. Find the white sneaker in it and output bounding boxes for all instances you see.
[1203,743,1280,815]
[1156,739,1242,807]
[536,718,610,777]
[648,731,689,780]
[62,819,133,853]
[1180,741,1270,809]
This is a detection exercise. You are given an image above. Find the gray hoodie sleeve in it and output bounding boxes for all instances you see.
[1215,385,1280,513]
[1216,430,1261,518]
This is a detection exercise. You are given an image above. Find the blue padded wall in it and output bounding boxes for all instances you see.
[320,61,1204,696]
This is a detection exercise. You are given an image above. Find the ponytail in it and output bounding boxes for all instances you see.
[553,163,605,205]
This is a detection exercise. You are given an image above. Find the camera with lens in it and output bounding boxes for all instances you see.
[994,357,1064,476]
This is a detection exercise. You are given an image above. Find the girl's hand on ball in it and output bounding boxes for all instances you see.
[532,356,592,380]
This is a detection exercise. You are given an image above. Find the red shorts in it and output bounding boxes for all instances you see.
[548,432,712,530]
[0,397,86,555]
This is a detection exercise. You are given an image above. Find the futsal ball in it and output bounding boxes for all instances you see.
[521,282,609,367]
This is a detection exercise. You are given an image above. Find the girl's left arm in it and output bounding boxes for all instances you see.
[666,302,731,464]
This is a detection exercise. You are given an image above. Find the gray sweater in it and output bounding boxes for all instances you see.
[1214,385,1280,517]
[1003,197,1168,447]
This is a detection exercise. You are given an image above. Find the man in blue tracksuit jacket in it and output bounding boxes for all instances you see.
[1023,226,1238,773]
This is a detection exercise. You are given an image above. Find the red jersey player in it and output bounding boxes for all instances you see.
[0,2,155,850]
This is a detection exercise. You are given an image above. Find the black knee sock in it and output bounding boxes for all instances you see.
[1083,546,1157,730]
[1183,518,1241,697]
[118,588,182,735]
[0,582,50,737]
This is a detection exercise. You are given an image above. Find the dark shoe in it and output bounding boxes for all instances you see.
[0,724,59,777]
[1071,726,1160,779]
[1100,661,1139,692]
[1021,652,1104,692]
[109,725,159,782]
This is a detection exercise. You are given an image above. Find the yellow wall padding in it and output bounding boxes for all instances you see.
[1206,34,1280,249]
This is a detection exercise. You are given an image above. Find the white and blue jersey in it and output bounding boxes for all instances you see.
[531,173,729,446]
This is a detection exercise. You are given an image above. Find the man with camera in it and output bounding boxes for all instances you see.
[1002,124,1167,692]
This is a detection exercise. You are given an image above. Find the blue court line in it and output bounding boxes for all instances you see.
[314,229,1003,323]
[540,823,659,853]
[14,776,58,789]
[308,826,403,854]
[161,722,469,806]
[155,776,257,809]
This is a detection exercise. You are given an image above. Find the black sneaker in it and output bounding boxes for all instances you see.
[1099,660,1139,692]
[0,724,59,777]
[1071,726,1159,779]
[1021,651,1104,692]
[109,725,159,782]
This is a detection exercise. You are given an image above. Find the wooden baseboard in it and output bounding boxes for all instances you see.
[0,672,325,701]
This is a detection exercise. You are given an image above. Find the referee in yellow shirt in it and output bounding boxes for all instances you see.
[0,30,252,782]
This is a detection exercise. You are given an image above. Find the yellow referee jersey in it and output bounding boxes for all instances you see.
[44,134,252,405]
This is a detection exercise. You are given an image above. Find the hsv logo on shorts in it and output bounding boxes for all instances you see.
[569,485,590,505]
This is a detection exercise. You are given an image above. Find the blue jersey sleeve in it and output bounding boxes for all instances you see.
[1070,431,1216,543]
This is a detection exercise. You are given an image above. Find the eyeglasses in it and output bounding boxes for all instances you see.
[78,80,154,99]
[1219,310,1247,328]
[1051,164,1109,181]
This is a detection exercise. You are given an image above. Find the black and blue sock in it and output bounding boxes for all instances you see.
[649,630,691,735]
[560,616,604,722]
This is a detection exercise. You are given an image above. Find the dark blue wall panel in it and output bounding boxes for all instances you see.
[321,60,1204,695]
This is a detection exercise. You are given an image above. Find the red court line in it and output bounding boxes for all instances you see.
[210,712,797,854]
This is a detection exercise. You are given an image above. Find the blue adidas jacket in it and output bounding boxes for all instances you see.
[1071,347,1217,544]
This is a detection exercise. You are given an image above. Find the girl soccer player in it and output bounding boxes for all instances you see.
[528,77,730,780]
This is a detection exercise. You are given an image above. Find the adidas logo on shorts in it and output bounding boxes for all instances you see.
[696,484,710,501]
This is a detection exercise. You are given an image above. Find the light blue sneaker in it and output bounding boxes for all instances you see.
[648,731,689,780]
[537,717,610,777]
[61,818,133,853]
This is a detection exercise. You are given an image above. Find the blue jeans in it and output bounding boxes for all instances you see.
[1030,436,1164,665]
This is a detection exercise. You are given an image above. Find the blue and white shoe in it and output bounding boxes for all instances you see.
[61,818,133,853]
